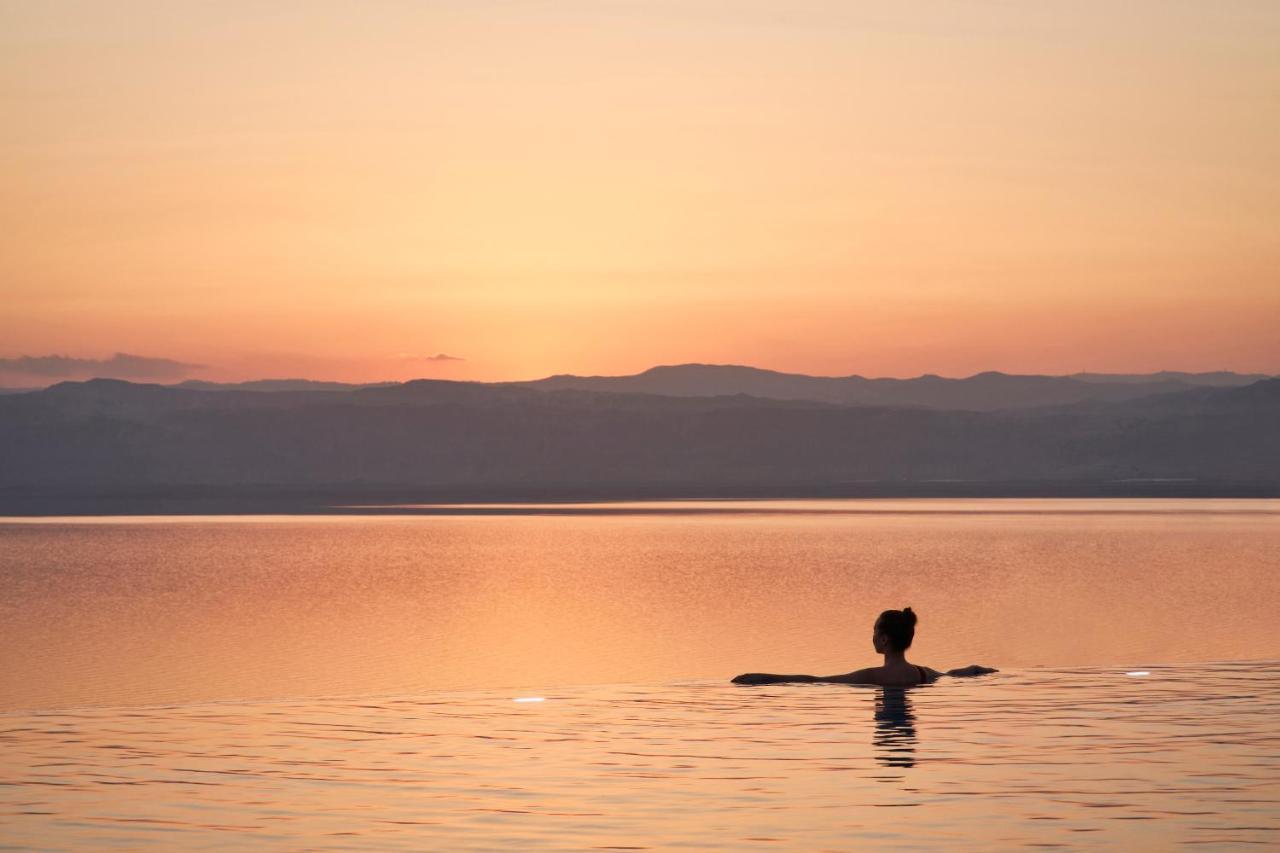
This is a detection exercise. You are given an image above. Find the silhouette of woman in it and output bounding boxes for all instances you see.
[732,607,996,687]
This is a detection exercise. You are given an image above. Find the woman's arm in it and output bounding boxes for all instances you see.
[943,664,998,677]
[732,673,817,685]
[732,670,873,685]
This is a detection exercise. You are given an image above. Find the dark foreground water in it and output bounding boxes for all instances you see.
[2,664,1278,848]
[1,499,1278,847]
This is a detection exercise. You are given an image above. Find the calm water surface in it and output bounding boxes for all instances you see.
[2,499,1277,710]
[1,666,1277,848]
[1,499,1278,847]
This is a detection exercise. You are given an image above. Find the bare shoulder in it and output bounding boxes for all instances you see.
[843,666,884,685]
[810,667,880,685]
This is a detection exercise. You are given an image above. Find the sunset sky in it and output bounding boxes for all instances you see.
[3,1,1278,385]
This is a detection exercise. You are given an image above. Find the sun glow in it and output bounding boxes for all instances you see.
[2,2,1277,384]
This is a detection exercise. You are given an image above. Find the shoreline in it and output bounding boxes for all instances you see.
[2,480,1277,516]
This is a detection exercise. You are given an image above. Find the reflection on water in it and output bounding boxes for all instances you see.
[1,499,1278,711]
[1,664,1277,849]
[873,688,917,769]
[2,501,1278,847]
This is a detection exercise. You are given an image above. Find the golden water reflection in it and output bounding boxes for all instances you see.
[1,665,1277,848]
[873,688,918,770]
[1,499,1278,711]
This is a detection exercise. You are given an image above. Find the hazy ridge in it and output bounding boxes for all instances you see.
[1,365,1276,508]
[512,364,1272,410]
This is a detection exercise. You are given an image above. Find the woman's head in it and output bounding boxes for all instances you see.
[873,607,917,654]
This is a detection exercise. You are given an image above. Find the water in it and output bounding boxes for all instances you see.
[1,499,1278,847]
[2,666,1278,848]
[3,499,1277,711]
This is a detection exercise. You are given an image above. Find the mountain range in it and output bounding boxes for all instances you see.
[0,364,1276,510]
[132,364,1274,411]
[510,365,1271,410]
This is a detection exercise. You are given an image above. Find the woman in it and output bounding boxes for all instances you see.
[732,607,996,687]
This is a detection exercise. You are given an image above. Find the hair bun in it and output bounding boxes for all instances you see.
[875,607,918,651]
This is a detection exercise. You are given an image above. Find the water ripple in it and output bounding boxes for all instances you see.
[1,663,1278,848]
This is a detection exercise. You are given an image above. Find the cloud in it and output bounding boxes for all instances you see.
[398,353,466,362]
[0,352,205,383]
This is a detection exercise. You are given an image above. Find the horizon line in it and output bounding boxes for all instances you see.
[3,362,1277,392]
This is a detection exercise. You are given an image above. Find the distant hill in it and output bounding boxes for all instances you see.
[1,375,1276,506]
[512,364,1273,410]
[1069,371,1270,387]
[177,379,396,392]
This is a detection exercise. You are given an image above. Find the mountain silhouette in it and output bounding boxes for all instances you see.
[1,373,1275,510]
[176,379,398,393]
[512,364,1270,410]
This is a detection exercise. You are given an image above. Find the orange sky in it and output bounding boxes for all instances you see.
[2,1,1278,385]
